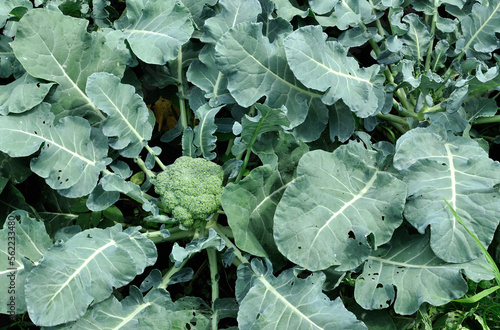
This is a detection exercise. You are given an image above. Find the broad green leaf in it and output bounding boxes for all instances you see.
[459,0,500,57]
[187,44,235,106]
[86,73,155,158]
[401,14,431,61]
[0,73,54,115]
[25,224,157,327]
[50,288,210,329]
[394,128,500,263]
[215,23,323,128]
[193,103,223,160]
[222,165,288,265]
[201,0,262,44]
[354,230,495,315]
[11,9,125,121]
[274,143,407,271]
[284,25,386,117]
[0,210,52,315]
[0,103,110,198]
[114,0,194,65]
[237,260,367,329]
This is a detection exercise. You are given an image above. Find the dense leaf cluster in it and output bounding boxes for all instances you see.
[0,0,499,328]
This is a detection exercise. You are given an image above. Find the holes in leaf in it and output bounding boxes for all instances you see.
[348,231,356,239]
[298,246,302,250]
[376,283,383,288]
[381,215,385,221]
[34,131,38,135]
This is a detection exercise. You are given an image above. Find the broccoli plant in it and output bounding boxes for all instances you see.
[1,0,500,329]
[154,156,223,229]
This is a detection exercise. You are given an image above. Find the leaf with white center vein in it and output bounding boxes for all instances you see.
[274,142,407,271]
[237,259,367,329]
[114,0,194,65]
[0,211,52,315]
[10,9,125,121]
[394,127,500,263]
[215,22,324,128]
[49,287,210,329]
[86,73,155,158]
[24,224,157,327]
[0,103,110,198]
[284,25,386,117]
[354,229,495,315]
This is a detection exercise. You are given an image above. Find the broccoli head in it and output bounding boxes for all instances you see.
[154,156,224,228]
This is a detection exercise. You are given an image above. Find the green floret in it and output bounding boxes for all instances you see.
[154,156,224,229]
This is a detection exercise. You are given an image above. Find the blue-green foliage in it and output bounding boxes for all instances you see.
[154,156,223,228]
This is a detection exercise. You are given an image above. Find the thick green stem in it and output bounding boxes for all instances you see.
[207,248,219,330]
[473,115,500,125]
[177,46,189,130]
[158,257,191,290]
[142,227,194,244]
[376,113,409,134]
[135,156,156,179]
[210,223,249,265]
[424,8,438,71]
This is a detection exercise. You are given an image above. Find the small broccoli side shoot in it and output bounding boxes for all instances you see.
[154,156,224,229]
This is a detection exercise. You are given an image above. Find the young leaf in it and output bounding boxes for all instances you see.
[170,228,224,267]
[239,104,290,146]
[274,142,407,271]
[0,103,110,198]
[193,103,223,160]
[215,22,324,128]
[0,210,52,315]
[86,72,155,158]
[394,128,500,263]
[10,9,125,121]
[237,260,367,329]
[284,25,386,117]
[354,230,495,315]
[24,224,157,327]
[114,0,194,65]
